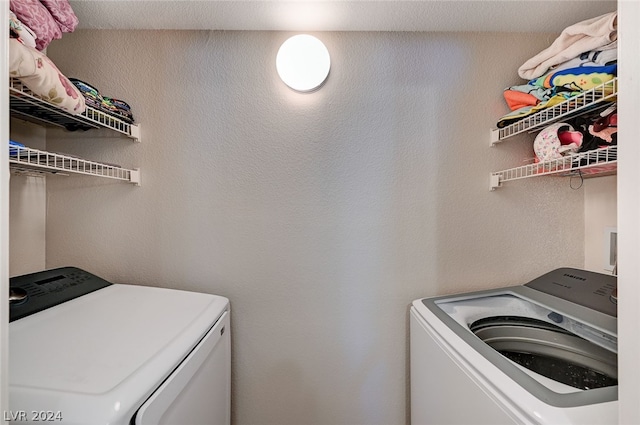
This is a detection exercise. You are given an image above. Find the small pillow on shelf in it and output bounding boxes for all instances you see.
[9,11,37,48]
[9,38,85,115]
[39,0,79,33]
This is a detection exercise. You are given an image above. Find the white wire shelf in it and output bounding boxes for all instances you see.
[490,145,617,190]
[490,78,618,145]
[9,78,140,142]
[9,145,140,185]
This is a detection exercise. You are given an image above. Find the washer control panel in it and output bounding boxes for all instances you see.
[9,267,112,322]
[525,267,617,317]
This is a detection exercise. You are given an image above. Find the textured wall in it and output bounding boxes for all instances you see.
[584,176,617,273]
[9,120,46,276]
[45,30,586,425]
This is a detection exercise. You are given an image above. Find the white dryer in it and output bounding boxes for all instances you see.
[410,268,617,425]
[8,267,230,425]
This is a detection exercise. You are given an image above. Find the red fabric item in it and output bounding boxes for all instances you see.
[503,90,540,111]
[558,129,583,146]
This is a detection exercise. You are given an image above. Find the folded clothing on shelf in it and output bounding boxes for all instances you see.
[497,63,616,129]
[9,140,25,156]
[498,11,618,130]
[69,78,135,124]
[518,11,617,80]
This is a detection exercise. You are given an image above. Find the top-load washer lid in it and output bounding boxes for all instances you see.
[418,268,617,408]
[9,282,229,425]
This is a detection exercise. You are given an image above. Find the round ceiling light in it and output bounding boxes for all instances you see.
[276,34,331,92]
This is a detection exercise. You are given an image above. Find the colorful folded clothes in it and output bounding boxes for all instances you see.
[503,84,553,111]
[68,78,101,109]
[529,64,617,92]
[69,78,135,124]
[551,49,617,74]
[497,64,617,128]
[497,93,576,128]
[9,140,25,156]
[102,96,134,123]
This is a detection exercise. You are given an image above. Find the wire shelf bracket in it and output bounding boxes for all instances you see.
[490,78,618,146]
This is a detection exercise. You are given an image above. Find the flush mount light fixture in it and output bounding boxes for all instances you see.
[276,34,331,92]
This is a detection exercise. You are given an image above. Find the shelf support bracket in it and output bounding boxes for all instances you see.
[130,168,141,186]
[130,124,141,143]
[490,128,501,146]
[490,173,501,191]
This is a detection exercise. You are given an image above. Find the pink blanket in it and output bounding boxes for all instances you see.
[10,0,78,50]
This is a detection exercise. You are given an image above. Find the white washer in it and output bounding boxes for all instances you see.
[410,268,617,425]
[8,267,230,425]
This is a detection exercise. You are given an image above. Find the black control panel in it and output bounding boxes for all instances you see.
[525,267,617,318]
[9,267,112,322]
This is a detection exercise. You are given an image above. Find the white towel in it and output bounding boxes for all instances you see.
[518,12,617,80]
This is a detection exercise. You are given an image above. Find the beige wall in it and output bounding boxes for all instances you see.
[584,176,617,273]
[39,30,591,425]
[9,120,46,276]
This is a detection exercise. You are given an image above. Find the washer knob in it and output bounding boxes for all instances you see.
[9,287,28,304]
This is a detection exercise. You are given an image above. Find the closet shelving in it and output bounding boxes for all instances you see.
[10,145,141,184]
[490,78,617,145]
[490,77,617,190]
[9,77,141,185]
[490,145,616,190]
[10,78,140,140]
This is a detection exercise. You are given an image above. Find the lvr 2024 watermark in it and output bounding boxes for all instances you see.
[3,411,62,421]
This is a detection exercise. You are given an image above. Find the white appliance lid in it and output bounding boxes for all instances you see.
[9,284,229,424]
[415,284,618,408]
